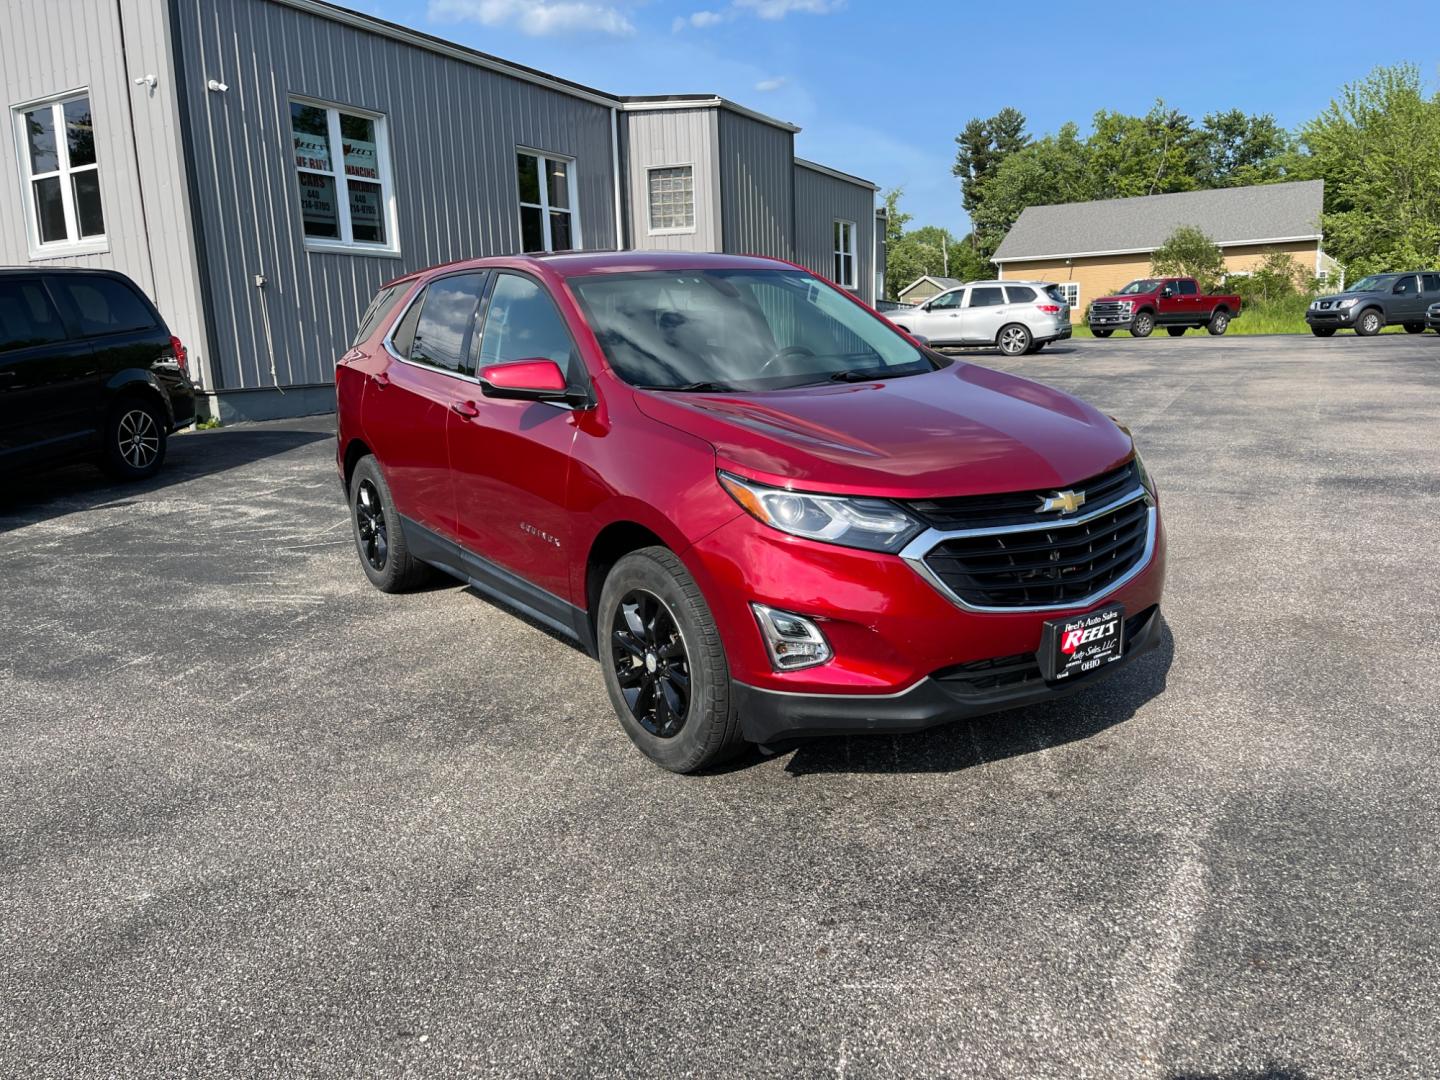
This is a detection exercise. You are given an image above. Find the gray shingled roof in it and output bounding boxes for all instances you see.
[897,276,966,297]
[992,180,1324,262]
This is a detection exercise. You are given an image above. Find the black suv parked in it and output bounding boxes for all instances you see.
[1306,271,1440,337]
[0,268,194,480]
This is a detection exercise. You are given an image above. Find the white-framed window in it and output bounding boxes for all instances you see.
[647,165,695,233]
[517,149,579,253]
[833,220,857,289]
[1057,282,1080,309]
[11,90,106,256]
[289,97,399,255]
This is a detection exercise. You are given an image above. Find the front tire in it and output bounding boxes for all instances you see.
[1355,309,1383,336]
[100,396,168,480]
[349,455,430,593]
[997,323,1032,356]
[599,547,743,773]
[1403,322,1425,334]
[1207,310,1231,336]
[1130,311,1155,337]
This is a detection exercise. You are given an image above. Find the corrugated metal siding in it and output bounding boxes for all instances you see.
[172,0,619,392]
[622,109,720,252]
[0,0,210,383]
[717,110,792,260]
[792,162,875,304]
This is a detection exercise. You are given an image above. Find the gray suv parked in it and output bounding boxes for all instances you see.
[1306,271,1440,337]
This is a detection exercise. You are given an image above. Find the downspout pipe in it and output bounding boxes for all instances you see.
[610,107,626,250]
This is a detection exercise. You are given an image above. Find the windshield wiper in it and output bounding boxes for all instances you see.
[638,380,737,393]
[827,367,909,382]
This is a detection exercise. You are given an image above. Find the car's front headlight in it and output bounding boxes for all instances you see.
[1337,298,1359,309]
[718,471,924,553]
[1120,300,1135,312]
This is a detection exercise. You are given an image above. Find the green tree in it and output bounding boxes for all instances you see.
[971,122,1094,254]
[881,190,985,299]
[1088,101,1203,199]
[1300,64,1440,276]
[952,108,1030,248]
[1150,227,1226,291]
[1197,109,1293,187]
[1230,251,1306,305]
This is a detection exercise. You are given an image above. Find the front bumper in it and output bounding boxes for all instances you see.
[734,605,1164,743]
[1306,307,1357,327]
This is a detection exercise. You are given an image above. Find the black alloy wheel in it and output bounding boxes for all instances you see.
[355,478,389,572]
[117,407,161,469]
[610,589,691,738]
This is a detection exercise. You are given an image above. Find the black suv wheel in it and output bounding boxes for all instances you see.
[598,547,744,773]
[349,455,430,593]
[100,396,167,480]
[1207,310,1231,336]
[1355,309,1383,336]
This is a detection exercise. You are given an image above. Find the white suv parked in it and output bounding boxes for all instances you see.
[884,280,1072,356]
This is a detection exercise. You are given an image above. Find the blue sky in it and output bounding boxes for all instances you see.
[362,0,1432,236]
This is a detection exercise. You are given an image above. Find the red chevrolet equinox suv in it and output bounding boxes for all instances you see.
[336,252,1166,772]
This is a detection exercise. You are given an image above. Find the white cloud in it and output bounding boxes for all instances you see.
[754,76,786,92]
[673,0,841,30]
[735,0,843,17]
[428,0,635,36]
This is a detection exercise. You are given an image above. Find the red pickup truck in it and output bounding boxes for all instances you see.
[1088,277,1242,338]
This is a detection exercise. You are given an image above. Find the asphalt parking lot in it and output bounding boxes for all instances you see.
[3,332,1438,1078]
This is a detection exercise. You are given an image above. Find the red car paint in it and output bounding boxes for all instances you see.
[337,252,1165,725]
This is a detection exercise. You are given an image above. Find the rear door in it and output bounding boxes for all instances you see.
[46,272,170,412]
[1390,274,1425,322]
[959,285,1008,343]
[0,275,95,466]
[447,270,582,602]
[363,271,489,539]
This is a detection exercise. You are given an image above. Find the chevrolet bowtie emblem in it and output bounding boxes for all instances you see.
[1038,489,1086,514]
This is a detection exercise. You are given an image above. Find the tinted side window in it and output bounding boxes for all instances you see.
[52,276,156,335]
[352,284,405,347]
[0,279,68,352]
[1423,274,1440,293]
[477,273,577,379]
[1176,279,1198,295]
[969,287,1005,308]
[410,273,487,374]
[1004,286,1036,303]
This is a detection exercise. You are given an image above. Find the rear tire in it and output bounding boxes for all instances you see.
[598,547,744,773]
[1092,328,1114,338]
[100,396,168,481]
[1207,310,1231,336]
[1355,308,1383,336]
[1403,322,1425,334]
[1166,326,1187,337]
[997,323,1031,356]
[1311,326,1337,338]
[1130,311,1155,337]
[349,455,431,593]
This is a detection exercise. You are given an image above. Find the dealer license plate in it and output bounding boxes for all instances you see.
[1037,604,1124,682]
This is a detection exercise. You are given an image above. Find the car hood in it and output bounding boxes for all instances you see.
[1315,292,1377,304]
[631,362,1134,499]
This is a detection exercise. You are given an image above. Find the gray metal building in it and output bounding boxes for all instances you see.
[1,0,880,420]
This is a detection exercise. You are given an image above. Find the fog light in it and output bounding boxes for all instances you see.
[752,604,833,671]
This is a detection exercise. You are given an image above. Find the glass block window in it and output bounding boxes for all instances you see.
[648,166,695,233]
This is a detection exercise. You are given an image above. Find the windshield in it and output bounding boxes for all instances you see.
[1117,279,1162,295]
[1347,275,1392,292]
[568,269,937,392]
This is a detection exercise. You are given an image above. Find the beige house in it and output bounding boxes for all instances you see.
[897,275,967,305]
[992,181,1336,322]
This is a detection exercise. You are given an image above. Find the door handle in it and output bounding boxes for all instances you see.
[450,399,479,418]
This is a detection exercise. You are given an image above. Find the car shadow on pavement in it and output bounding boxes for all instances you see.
[760,620,1174,777]
[0,423,334,532]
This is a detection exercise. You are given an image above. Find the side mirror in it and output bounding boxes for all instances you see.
[479,359,586,406]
